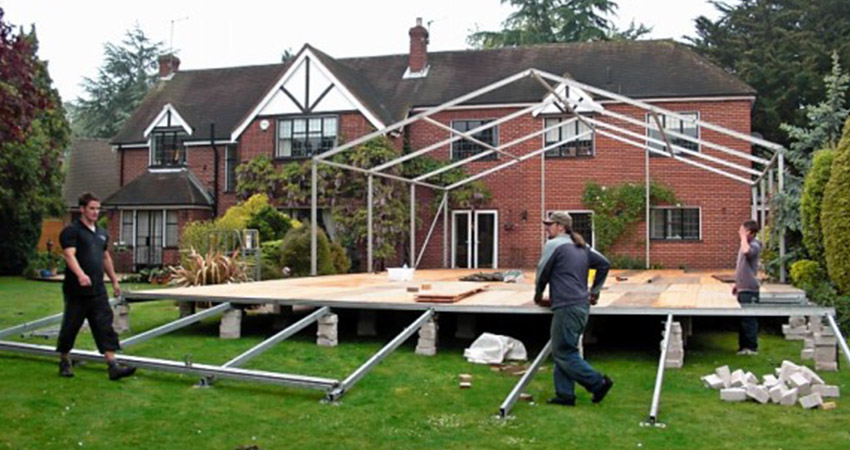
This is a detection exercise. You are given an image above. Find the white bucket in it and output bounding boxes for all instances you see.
[387,267,415,281]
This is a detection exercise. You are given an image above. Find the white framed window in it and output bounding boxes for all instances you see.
[150,128,188,167]
[650,207,701,240]
[165,210,179,247]
[225,145,238,192]
[450,120,498,161]
[646,112,699,154]
[543,117,594,158]
[276,116,337,159]
[545,210,594,247]
[120,210,134,246]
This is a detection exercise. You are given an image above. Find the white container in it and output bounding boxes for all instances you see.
[387,267,415,281]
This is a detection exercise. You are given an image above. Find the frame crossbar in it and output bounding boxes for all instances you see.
[122,302,232,348]
[499,339,552,418]
[0,298,121,340]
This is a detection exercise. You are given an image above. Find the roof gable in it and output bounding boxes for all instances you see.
[144,103,193,137]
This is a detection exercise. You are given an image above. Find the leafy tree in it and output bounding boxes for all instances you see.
[0,20,70,274]
[468,0,646,48]
[68,25,163,138]
[822,116,850,294]
[0,7,48,143]
[689,0,850,146]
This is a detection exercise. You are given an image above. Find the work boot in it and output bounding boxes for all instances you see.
[107,362,136,381]
[546,395,576,406]
[592,375,614,404]
[59,360,74,378]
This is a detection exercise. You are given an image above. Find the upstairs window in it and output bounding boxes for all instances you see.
[150,129,187,167]
[544,117,594,158]
[276,116,338,159]
[650,207,701,240]
[451,120,498,161]
[646,112,699,155]
[225,145,238,193]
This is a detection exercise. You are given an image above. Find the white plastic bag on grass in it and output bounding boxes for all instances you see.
[463,332,528,364]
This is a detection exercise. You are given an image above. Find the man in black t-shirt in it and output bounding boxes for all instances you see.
[57,192,136,380]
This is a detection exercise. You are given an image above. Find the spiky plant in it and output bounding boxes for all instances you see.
[170,248,249,287]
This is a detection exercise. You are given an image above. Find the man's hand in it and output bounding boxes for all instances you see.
[78,273,92,287]
[738,225,748,240]
[589,292,600,306]
[112,281,122,298]
[732,286,738,296]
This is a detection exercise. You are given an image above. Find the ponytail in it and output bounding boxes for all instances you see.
[566,226,586,247]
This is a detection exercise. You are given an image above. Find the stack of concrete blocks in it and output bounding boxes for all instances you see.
[782,315,807,341]
[112,302,131,334]
[809,316,838,372]
[662,321,685,369]
[219,308,242,339]
[701,360,839,409]
[416,317,438,356]
[317,313,338,347]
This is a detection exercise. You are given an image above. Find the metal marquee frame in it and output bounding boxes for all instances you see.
[310,68,788,280]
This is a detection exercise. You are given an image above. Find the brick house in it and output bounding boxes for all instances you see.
[106,19,758,273]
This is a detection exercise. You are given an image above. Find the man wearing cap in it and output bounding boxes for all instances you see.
[534,211,613,406]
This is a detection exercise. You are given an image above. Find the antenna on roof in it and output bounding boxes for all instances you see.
[169,16,189,55]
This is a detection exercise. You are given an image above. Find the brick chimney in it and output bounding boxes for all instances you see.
[158,54,181,80]
[406,18,429,78]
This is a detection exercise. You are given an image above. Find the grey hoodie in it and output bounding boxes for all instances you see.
[535,234,610,309]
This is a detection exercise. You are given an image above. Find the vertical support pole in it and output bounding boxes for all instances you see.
[645,146,651,269]
[644,313,673,427]
[778,152,786,283]
[443,189,449,268]
[410,184,416,268]
[759,178,766,243]
[751,185,758,220]
[367,175,374,273]
[311,158,318,276]
[541,145,546,248]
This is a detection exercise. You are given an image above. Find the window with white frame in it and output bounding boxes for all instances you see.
[544,116,594,158]
[150,128,187,167]
[451,120,498,161]
[120,211,133,246]
[165,210,179,247]
[225,145,238,192]
[650,207,700,240]
[276,116,337,159]
[646,112,699,154]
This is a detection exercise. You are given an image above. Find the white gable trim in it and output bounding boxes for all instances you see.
[230,47,386,141]
[144,104,193,137]
[532,82,602,116]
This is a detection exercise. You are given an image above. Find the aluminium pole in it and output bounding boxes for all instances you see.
[443,188,449,268]
[367,175,373,273]
[311,158,318,276]
[541,141,546,248]
[410,184,416,268]
[643,313,674,427]
[751,185,758,221]
[760,178,767,243]
[645,145,651,269]
[778,152,786,283]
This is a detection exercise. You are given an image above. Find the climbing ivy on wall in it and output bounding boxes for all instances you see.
[582,181,678,253]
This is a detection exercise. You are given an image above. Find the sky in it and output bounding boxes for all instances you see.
[2,0,731,103]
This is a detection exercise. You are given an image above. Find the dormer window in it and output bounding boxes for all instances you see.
[151,128,187,167]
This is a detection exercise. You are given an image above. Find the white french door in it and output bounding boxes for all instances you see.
[452,210,498,269]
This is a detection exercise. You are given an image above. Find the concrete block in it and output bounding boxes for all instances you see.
[762,374,779,387]
[715,365,731,383]
[357,310,377,337]
[779,361,800,381]
[318,313,338,325]
[666,350,684,360]
[744,372,759,386]
[815,361,838,372]
[769,384,786,404]
[720,388,747,402]
[112,303,131,334]
[459,374,473,383]
[800,366,825,385]
[415,346,437,356]
[219,308,242,339]
[702,374,725,389]
[789,316,806,327]
[803,338,814,349]
[801,348,815,360]
[665,359,683,369]
[821,401,837,410]
[730,370,746,388]
[317,337,338,347]
[746,385,770,404]
[799,392,823,409]
[812,384,840,398]
[815,346,837,362]
[459,381,472,389]
[788,372,811,393]
[814,334,837,346]
[785,333,807,341]
[780,388,798,406]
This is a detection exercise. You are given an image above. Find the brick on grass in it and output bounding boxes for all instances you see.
[720,388,747,402]
[801,348,815,360]
[821,401,838,410]
[715,365,731,385]
[701,374,726,390]
[744,372,759,386]
[800,366,825,385]
[730,370,746,388]
[769,384,787,404]
[746,385,770,404]
[799,392,823,409]
[780,388,799,406]
[812,384,840,398]
[762,374,779,387]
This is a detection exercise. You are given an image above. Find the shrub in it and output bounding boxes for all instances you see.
[789,259,824,289]
[608,254,646,269]
[23,251,66,278]
[822,117,850,294]
[179,220,219,257]
[246,205,294,242]
[279,224,336,276]
[217,194,270,230]
[260,239,285,280]
[801,149,835,266]
[329,241,351,274]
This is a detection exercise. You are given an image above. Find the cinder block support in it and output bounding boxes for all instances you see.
[112,302,131,335]
[178,301,196,318]
[317,313,338,347]
[219,308,242,340]
[416,316,438,356]
[357,310,378,337]
[455,314,476,340]
[662,321,684,369]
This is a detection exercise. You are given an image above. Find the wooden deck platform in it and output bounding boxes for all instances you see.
[125,269,816,317]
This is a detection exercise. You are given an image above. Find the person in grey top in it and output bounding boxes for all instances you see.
[534,211,613,406]
[734,220,762,355]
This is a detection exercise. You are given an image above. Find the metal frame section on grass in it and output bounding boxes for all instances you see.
[309,67,789,280]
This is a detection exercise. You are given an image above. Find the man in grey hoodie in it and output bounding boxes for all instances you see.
[535,211,613,406]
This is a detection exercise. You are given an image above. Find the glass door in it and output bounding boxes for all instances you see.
[453,210,498,268]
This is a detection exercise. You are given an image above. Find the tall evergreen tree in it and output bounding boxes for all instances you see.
[689,0,850,146]
[69,25,163,138]
[0,18,71,274]
[468,0,646,48]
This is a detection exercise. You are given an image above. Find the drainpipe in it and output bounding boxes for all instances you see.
[210,123,219,217]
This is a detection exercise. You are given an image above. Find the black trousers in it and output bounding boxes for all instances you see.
[56,291,120,354]
[737,291,760,351]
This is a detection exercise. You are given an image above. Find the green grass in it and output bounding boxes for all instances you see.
[1,276,850,449]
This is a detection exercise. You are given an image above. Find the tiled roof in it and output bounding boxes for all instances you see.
[102,169,213,207]
[62,139,120,209]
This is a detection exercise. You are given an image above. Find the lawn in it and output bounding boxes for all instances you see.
[1,276,849,449]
